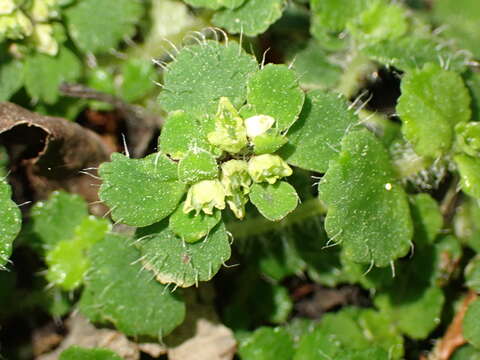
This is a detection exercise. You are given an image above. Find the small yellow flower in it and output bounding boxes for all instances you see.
[248,154,292,184]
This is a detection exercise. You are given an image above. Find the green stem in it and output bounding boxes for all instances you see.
[227,197,327,239]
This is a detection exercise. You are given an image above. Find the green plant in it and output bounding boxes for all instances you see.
[2,0,480,359]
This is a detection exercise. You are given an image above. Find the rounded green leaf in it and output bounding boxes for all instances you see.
[250,182,299,221]
[138,221,231,287]
[375,286,444,339]
[362,36,467,73]
[246,64,305,131]
[65,0,144,54]
[99,152,186,227]
[0,179,21,268]
[159,110,213,160]
[238,327,294,360]
[279,90,358,173]
[310,0,370,33]
[0,58,23,101]
[319,129,413,267]
[45,216,110,290]
[178,150,218,184]
[433,0,480,59]
[289,40,342,90]
[347,2,407,43]
[31,191,88,250]
[24,47,81,104]
[410,193,443,246]
[60,346,122,360]
[46,239,89,291]
[452,345,480,360]
[119,58,157,103]
[397,63,471,158]
[183,0,245,9]
[159,41,258,118]
[212,0,285,37]
[464,299,480,349]
[455,154,480,199]
[465,256,480,293]
[79,233,185,338]
[169,203,221,243]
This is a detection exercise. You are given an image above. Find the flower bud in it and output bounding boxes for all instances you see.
[183,179,226,215]
[245,114,275,138]
[248,154,292,184]
[0,0,15,16]
[221,160,251,194]
[0,10,33,40]
[220,160,252,219]
[33,23,58,56]
[31,0,59,22]
[207,97,248,154]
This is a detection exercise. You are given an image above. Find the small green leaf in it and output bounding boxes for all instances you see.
[45,216,110,290]
[319,129,413,267]
[59,346,122,360]
[294,324,344,359]
[250,182,299,221]
[31,191,89,250]
[213,0,285,37]
[433,0,480,59]
[410,193,443,246]
[99,153,186,227]
[138,221,231,287]
[466,256,480,293]
[119,58,157,102]
[397,63,471,158]
[178,150,218,184]
[310,0,370,33]
[375,286,444,339]
[0,57,23,101]
[357,310,404,359]
[183,0,246,10]
[65,0,144,54]
[246,64,305,131]
[347,2,408,43]
[362,36,467,73]
[24,47,81,104]
[79,233,185,338]
[294,308,393,360]
[0,179,21,268]
[289,40,342,90]
[238,327,294,360]
[455,122,480,157]
[464,299,480,349]
[279,90,358,173]
[159,111,212,160]
[46,239,89,290]
[159,41,258,118]
[455,154,480,199]
[452,345,480,360]
[169,203,221,243]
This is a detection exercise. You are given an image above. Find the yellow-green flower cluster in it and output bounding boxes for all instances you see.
[183,97,292,219]
[0,0,60,56]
